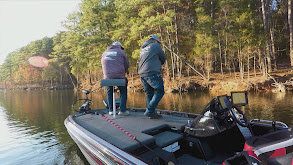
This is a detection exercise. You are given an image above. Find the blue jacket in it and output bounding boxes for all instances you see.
[138,40,166,77]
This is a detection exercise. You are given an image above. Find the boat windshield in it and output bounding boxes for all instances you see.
[191,109,220,137]
[185,99,221,137]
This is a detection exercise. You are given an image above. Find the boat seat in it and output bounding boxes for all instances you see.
[141,124,170,135]
[154,131,183,148]
[244,128,293,161]
[100,79,126,87]
[100,79,126,117]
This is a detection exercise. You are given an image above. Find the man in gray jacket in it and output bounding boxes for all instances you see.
[138,35,166,119]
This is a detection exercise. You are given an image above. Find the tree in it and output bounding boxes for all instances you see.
[289,0,293,70]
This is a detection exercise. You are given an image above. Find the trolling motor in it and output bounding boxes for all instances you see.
[72,89,92,112]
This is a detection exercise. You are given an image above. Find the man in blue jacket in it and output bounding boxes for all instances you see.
[138,35,166,119]
[101,41,129,116]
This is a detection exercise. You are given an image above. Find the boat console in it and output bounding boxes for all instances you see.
[185,91,249,137]
[182,91,293,164]
[66,90,293,165]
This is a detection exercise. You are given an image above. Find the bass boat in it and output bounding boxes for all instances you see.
[65,90,293,165]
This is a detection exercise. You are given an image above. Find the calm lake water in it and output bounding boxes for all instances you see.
[0,90,293,165]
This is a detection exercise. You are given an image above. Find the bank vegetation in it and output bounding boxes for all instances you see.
[1,0,293,92]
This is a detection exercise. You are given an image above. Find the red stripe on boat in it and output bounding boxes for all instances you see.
[247,150,260,161]
[269,148,286,158]
[244,142,253,151]
[80,142,103,165]
[102,115,136,139]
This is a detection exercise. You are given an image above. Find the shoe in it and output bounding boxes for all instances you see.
[145,113,162,119]
[118,111,130,116]
[109,111,117,115]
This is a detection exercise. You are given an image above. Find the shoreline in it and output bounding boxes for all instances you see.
[1,70,293,93]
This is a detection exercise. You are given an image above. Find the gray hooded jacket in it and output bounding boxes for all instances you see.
[138,40,166,77]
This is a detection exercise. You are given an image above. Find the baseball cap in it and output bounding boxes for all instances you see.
[112,41,124,50]
[149,35,160,43]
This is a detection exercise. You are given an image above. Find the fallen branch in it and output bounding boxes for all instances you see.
[268,73,286,92]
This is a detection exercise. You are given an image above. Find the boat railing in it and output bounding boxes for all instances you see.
[250,119,288,128]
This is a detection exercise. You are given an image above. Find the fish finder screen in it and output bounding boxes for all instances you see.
[218,95,228,110]
[231,91,248,106]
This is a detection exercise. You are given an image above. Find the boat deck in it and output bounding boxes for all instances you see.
[72,108,193,154]
[67,108,251,164]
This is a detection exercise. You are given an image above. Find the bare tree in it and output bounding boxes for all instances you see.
[289,0,293,70]
[261,0,272,72]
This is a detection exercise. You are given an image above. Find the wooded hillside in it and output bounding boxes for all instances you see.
[0,0,292,90]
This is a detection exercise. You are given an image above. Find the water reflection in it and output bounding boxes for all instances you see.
[0,90,88,165]
[0,90,292,164]
[245,92,293,126]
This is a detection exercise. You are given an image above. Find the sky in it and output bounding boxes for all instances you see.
[0,0,81,65]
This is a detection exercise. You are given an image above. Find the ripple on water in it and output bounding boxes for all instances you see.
[0,108,64,165]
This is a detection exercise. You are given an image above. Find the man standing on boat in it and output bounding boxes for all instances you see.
[101,41,130,116]
[138,35,166,119]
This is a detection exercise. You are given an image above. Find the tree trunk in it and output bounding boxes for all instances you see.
[159,26,170,79]
[247,52,250,80]
[65,67,76,88]
[206,54,210,80]
[88,69,92,85]
[60,65,63,84]
[224,12,228,68]
[163,5,175,80]
[174,3,181,78]
[232,59,237,79]
[238,48,244,80]
[289,0,293,70]
[261,0,268,30]
[167,30,175,80]
[253,52,257,90]
[261,0,272,72]
[218,32,224,79]
[270,21,277,70]
[211,0,215,74]
[258,48,263,75]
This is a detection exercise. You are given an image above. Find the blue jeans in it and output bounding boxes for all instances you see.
[140,74,165,115]
[106,79,127,112]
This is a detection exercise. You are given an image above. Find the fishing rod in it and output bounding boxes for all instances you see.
[101,115,176,165]
[161,43,207,81]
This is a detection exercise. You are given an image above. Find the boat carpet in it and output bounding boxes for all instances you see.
[73,109,193,154]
